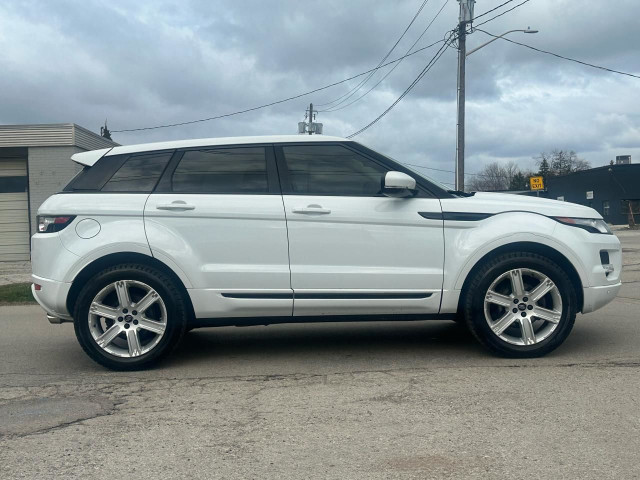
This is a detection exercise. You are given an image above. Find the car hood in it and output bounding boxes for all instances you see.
[440,192,601,219]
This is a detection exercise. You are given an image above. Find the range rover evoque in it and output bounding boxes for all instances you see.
[31,135,622,369]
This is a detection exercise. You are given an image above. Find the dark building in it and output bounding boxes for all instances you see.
[544,163,640,225]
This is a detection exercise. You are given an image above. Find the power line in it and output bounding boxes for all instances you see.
[473,0,518,20]
[404,162,526,179]
[111,41,448,133]
[476,28,640,79]
[474,0,531,28]
[347,31,455,139]
[322,0,450,113]
[317,0,432,109]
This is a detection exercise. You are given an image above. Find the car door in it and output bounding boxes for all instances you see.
[275,143,444,316]
[144,145,292,318]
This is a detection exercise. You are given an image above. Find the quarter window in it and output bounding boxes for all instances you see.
[102,152,172,192]
[171,147,268,193]
[281,145,387,196]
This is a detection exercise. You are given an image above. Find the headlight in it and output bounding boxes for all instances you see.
[553,217,612,234]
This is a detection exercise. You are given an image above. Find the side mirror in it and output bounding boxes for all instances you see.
[383,171,417,198]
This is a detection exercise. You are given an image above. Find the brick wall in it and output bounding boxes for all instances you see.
[27,146,84,235]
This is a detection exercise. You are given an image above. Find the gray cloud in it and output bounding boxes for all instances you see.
[0,0,638,186]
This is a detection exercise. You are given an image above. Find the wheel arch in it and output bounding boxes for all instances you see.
[66,252,196,322]
[457,242,584,313]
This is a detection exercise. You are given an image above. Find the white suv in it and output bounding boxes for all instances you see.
[31,135,622,369]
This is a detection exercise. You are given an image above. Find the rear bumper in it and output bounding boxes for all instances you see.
[582,282,622,314]
[31,274,73,321]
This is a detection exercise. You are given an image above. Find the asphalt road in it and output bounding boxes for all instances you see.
[1,230,639,479]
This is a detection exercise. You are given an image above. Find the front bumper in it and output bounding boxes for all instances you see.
[31,274,73,322]
[582,282,622,314]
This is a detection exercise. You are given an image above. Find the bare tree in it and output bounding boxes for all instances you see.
[467,161,536,192]
[535,150,590,177]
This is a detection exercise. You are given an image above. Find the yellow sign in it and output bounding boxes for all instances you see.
[530,176,545,191]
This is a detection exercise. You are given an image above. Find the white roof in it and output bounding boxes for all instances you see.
[71,135,349,167]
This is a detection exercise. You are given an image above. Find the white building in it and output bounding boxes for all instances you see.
[0,124,118,261]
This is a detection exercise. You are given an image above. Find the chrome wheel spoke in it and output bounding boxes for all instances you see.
[133,290,159,314]
[96,324,121,348]
[90,302,119,320]
[485,290,513,308]
[115,281,132,308]
[520,317,536,345]
[126,328,142,357]
[532,306,561,324]
[491,312,518,336]
[88,279,168,358]
[528,279,554,302]
[509,269,525,297]
[484,268,563,347]
[137,317,166,335]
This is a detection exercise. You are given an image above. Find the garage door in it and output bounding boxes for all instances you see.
[0,158,30,262]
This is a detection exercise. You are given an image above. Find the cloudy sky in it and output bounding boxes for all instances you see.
[1,0,638,187]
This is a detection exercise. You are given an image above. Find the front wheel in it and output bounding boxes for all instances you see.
[73,263,188,370]
[463,252,577,357]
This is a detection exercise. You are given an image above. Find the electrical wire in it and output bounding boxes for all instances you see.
[316,0,432,109]
[322,0,450,113]
[403,162,506,178]
[346,31,455,139]
[473,0,518,21]
[476,28,640,79]
[111,40,448,133]
[473,0,531,28]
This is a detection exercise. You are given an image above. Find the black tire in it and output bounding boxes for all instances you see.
[73,263,188,370]
[463,252,577,358]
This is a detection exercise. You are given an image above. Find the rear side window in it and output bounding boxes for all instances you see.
[171,147,268,193]
[281,145,388,196]
[101,152,173,192]
[64,154,128,191]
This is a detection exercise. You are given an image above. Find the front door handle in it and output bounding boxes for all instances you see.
[156,201,196,211]
[292,204,331,215]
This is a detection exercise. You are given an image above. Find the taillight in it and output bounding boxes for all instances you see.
[37,215,76,233]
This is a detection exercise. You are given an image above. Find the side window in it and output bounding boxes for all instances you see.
[281,145,388,196]
[102,152,172,192]
[171,147,268,193]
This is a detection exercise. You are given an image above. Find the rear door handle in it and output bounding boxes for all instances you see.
[292,204,331,215]
[156,201,195,211]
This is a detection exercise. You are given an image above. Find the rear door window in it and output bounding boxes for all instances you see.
[170,147,268,193]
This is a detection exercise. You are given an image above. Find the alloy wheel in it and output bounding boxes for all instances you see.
[87,280,167,358]
[483,268,563,346]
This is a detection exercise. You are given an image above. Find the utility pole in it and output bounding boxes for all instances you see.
[298,103,323,135]
[456,0,474,191]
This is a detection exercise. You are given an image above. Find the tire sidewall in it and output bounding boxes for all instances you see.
[74,265,186,369]
[467,254,577,356]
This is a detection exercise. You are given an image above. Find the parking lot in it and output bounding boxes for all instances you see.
[1,229,638,479]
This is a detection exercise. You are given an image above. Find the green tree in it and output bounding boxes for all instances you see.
[509,172,527,190]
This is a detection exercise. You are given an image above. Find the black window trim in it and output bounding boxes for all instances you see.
[154,144,280,195]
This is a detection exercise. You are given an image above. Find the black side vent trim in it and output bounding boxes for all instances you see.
[442,212,494,221]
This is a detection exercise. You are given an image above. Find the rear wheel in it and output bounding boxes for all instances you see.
[73,263,187,370]
[463,252,577,357]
